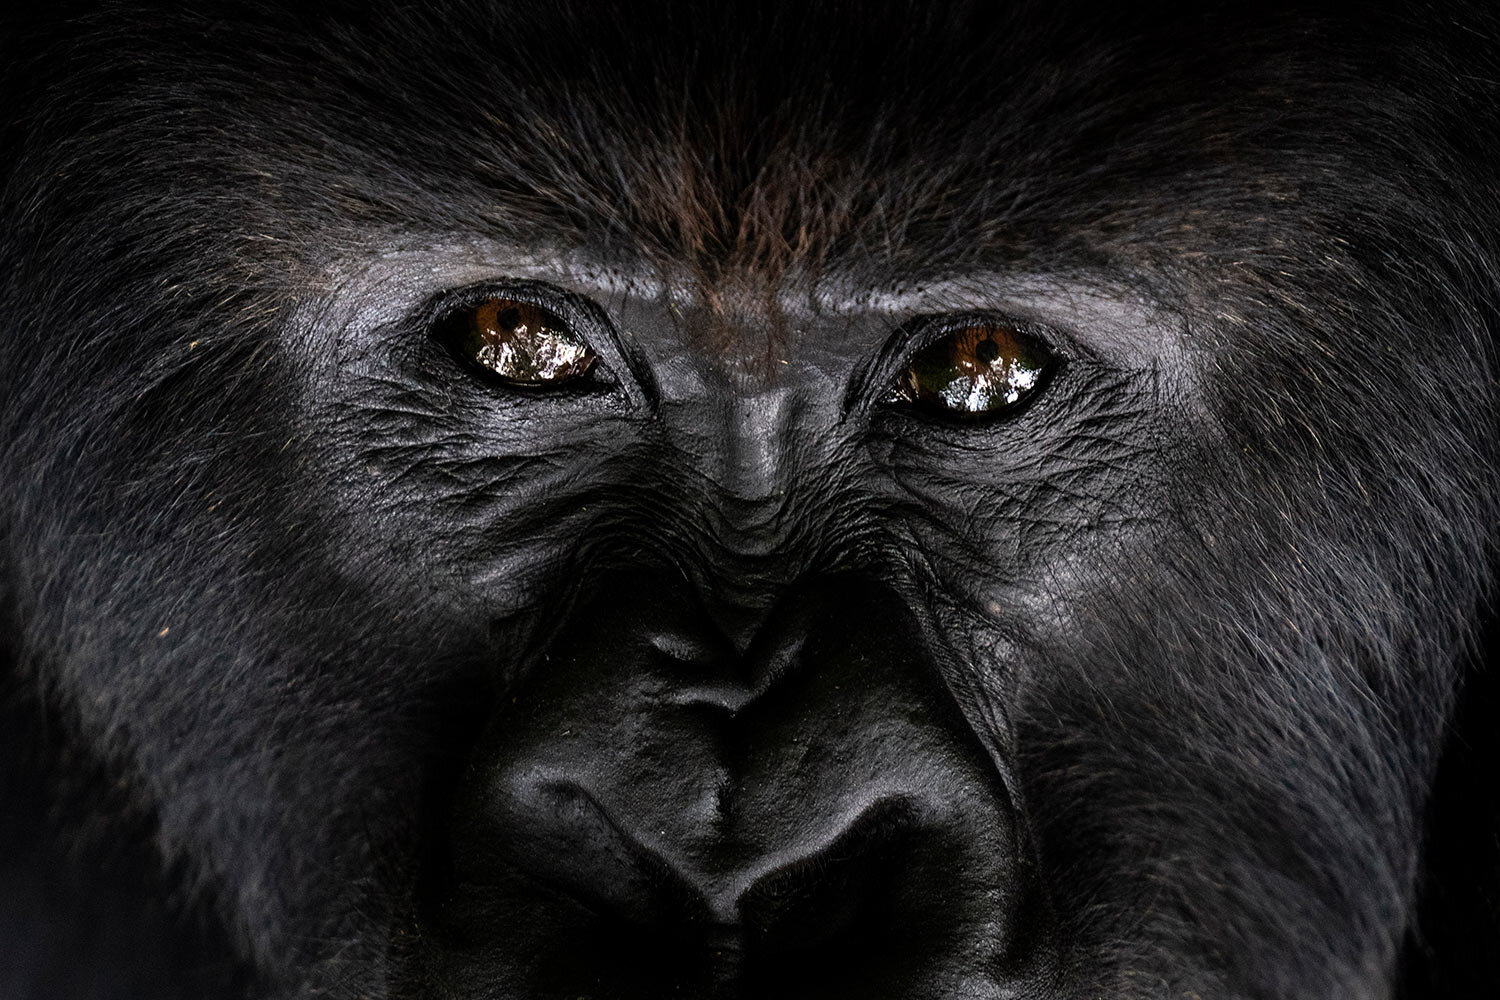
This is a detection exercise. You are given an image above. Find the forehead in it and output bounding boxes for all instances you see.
[144,5,1333,271]
[59,2,1394,375]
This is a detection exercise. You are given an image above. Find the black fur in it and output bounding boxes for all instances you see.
[1,3,1496,998]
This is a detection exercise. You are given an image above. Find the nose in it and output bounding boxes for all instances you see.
[688,385,835,650]
[434,572,1034,996]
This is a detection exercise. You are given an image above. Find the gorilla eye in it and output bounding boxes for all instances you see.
[885,322,1053,416]
[442,297,597,386]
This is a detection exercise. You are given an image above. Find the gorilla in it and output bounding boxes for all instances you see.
[1,2,1496,998]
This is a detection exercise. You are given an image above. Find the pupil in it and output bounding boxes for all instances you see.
[497,306,522,330]
[974,338,1001,364]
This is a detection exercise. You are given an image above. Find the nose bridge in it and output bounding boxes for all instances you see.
[689,382,821,649]
[716,384,799,503]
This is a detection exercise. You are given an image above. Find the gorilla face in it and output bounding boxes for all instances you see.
[1,3,1496,999]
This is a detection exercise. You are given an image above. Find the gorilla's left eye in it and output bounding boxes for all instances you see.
[885,321,1054,416]
[441,296,597,386]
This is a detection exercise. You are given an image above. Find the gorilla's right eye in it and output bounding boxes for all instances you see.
[438,296,597,386]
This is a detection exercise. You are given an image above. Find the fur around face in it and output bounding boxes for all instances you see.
[1,3,1497,998]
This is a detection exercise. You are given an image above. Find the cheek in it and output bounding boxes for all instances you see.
[297,370,647,612]
[870,417,1176,621]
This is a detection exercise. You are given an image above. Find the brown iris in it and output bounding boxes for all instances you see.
[886,323,1051,416]
[447,298,596,386]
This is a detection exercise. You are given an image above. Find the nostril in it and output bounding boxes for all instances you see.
[481,776,716,933]
[646,628,727,667]
[737,797,926,953]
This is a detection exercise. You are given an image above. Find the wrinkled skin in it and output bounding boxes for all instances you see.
[1,3,1497,999]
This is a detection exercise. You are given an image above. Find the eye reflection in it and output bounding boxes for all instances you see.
[886,323,1051,416]
[447,298,596,386]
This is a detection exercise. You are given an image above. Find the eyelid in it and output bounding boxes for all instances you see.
[424,279,597,336]
[907,314,1059,357]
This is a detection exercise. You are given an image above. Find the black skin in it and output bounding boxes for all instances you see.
[1,3,1497,998]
